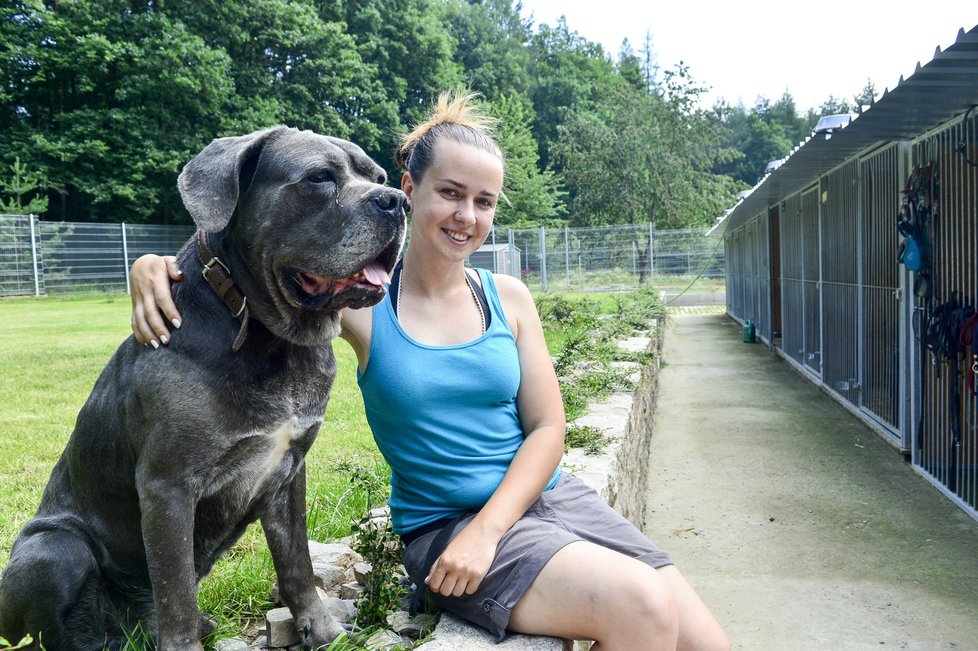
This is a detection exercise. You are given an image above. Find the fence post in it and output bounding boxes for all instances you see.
[29,214,41,296]
[539,226,547,292]
[649,220,655,283]
[121,222,131,295]
[491,226,497,273]
[564,226,570,288]
[508,229,515,277]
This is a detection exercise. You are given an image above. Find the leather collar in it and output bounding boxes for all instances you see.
[196,230,249,351]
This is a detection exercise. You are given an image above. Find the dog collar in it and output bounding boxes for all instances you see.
[196,230,250,351]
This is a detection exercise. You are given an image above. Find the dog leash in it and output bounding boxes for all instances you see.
[196,229,250,351]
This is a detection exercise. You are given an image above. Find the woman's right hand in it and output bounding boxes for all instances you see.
[130,254,183,348]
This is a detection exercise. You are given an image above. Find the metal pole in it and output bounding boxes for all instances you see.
[649,220,655,283]
[539,226,547,292]
[122,222,131,294]
[508,229,515,277]
[491,226,497,273]
[564,226,570,288]
[29,214,40,296]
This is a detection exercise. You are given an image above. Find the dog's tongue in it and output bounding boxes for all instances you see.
[362,261,391,286]
[298,271,332,297]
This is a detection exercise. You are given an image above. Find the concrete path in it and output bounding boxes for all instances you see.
[644,311,978,651]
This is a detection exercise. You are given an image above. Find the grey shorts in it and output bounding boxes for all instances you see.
[400,473,673,641]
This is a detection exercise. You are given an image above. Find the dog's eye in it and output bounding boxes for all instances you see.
[307,171,336,185]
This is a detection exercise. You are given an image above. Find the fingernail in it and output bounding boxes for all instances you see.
[160,335,168,345]
[150,340,159,350]
[172,319,182,329]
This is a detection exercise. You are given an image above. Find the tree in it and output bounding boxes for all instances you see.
[488,93,564,226]
[333,0,461,170]
[853,79,877,112]
[1,1,235,223]
[0,157,48,215]
[438,0,533,100]
[553,69,738,231]
[616,39,646,93]
[526,17,617,173]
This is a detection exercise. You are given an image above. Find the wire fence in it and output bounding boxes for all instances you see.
[0,214,723,297]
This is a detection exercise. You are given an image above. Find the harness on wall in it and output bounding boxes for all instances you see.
[922,294,976,492]
[897,162,937,299]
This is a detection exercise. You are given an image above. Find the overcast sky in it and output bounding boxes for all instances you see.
[518,1,978,112]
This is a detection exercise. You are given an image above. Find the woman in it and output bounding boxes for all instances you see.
[130,92,729,651]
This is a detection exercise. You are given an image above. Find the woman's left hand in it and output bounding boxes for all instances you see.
[425,523,497,597]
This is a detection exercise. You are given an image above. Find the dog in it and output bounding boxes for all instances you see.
[0,127,406,651]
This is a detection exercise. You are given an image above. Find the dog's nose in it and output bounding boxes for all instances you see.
[370,188,407,219]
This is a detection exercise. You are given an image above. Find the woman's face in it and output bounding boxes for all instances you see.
[401,139,503,264]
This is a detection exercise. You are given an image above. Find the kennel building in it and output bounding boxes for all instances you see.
[712,25,978,520]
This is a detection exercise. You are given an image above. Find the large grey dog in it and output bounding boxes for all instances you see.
[0,127,406,650]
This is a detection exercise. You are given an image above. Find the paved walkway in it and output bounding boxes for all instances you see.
[644,311,978,651]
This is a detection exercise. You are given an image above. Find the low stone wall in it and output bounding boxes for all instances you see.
[422,323,663,650]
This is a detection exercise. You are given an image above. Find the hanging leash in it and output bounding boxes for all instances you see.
[958,309,978,402]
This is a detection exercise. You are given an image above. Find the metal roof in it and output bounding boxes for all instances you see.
[711,24,978,237]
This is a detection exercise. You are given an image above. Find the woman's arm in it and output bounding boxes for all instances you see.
[424,274,566,598]
[130,255,183,347]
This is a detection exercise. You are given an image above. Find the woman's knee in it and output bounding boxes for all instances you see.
[610,564,680,640]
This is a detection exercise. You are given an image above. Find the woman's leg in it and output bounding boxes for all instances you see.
[507,541,729,651]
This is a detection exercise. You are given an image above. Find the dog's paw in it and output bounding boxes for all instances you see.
[294,615,346,650]
[198,613,219,638]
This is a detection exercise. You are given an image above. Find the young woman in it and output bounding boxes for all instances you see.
[129,92,730,651]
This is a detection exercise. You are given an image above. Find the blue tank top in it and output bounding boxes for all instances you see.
[357,269,560,535]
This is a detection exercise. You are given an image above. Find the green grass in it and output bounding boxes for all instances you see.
[0,293,383,644]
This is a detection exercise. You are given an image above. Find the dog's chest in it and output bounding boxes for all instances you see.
[204,414,320,505]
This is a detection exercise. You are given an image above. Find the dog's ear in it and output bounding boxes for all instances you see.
[178,126,289,232]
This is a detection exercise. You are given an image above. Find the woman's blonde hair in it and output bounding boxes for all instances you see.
[393,90,504,180]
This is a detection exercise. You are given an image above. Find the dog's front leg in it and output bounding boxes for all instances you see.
[138,473,205,651]
[263,465,345,648]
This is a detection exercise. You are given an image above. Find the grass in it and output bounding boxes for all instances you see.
[0,293,384,645]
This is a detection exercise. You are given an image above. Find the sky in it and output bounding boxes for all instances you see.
[517,1,978,112]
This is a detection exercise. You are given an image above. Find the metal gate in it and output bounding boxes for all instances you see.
[780,188,823,374]
[820,161,860,402]
[860,144,903,437]
[913,114,978,512]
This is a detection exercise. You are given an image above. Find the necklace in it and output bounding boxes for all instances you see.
[397,266,486,335]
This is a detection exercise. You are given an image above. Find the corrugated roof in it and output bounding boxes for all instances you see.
[710,24,978,237]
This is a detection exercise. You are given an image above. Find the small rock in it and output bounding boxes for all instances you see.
[387,611,437,640]
[363,628,403,650]
[339,581,365,600]
[353,561,372,585]
[322,596,357,623]
[213,638,249,651]
[368,506,391,521]
[312,563,351,594]
[266,607,299,648]
[308,541,359,569]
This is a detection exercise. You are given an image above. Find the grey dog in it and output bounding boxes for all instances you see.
[0,127,406,651]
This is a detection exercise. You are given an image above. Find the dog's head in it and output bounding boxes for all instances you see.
[178,127,406,346]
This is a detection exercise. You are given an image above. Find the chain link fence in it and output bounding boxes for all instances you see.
[1,214,722,297]
[483,224,724,292]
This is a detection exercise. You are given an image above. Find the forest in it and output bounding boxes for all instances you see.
[0,0,877,229]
